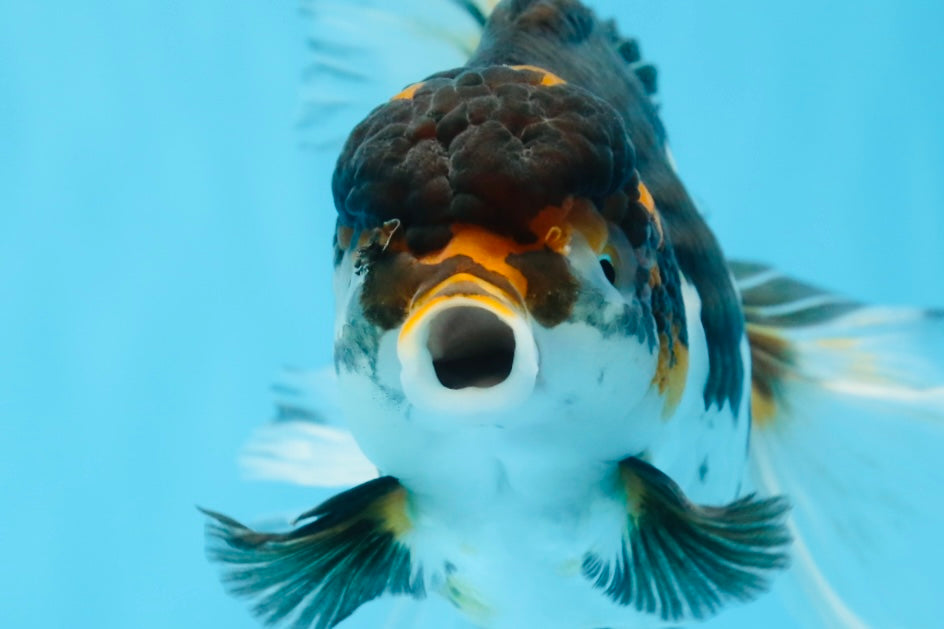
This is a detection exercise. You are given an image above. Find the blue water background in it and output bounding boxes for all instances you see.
[2,1,942,627]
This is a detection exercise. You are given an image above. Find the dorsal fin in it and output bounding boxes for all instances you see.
[598,17,658,99]
[298,0,496,150]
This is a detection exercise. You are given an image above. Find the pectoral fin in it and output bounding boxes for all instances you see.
[583,457,790,623]
[202,476,424,629]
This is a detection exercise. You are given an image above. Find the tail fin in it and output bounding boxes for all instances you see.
[734,261,944,627]
[299,0,495,150]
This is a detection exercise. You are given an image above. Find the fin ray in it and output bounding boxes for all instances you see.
[583,457,791,623]
[298,0,493,151]
[203,477,424,629]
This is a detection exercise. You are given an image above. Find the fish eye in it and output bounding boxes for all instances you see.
[599,254,617,285]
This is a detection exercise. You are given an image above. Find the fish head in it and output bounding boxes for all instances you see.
[330,66,681,455]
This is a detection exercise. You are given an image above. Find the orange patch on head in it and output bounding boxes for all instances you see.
[410,197,613,310]
[509,64,566,86]
[564,198,610,253]
[417,225,532,298]
[652,327,689,419]
[528,197,612,254]
[392,81,425,101]
[528,201,573,253]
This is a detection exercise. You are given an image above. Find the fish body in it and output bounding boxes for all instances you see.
[204,2,944,628]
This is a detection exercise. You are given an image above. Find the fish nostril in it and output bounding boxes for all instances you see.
[426,306,516,390]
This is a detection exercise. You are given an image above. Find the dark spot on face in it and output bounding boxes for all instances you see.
[360,252,423,329]
[506,249,579,327]
[334,316,381,376]
[570,284,648,344]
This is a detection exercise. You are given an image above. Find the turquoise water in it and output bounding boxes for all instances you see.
[2,2,942,627]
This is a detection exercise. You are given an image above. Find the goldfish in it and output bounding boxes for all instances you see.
[201,1,944,627]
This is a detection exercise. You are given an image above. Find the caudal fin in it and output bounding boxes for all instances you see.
[734,261,944,627]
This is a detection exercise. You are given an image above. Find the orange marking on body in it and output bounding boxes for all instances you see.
[392,81,425,101]
[509,64,566,86]
[751,386,778,428]
[747,326,791,429]
[649,264,662,288]
[638,182,656,213]
[336,225,354,250]
[620,465,646,518]
[652,327,689,419]
[370,486,412,537]
[638,181,665,248]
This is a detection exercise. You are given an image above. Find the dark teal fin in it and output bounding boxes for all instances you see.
[583,457,790,623]
[202,476,424,629]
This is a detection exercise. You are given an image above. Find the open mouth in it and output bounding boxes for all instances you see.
[427,306,516,389]
[396,276,539,414]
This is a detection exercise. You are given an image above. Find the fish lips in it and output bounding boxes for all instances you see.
[397,273,539,414]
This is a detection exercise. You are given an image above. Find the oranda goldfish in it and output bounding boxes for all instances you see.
[201,1,944,627]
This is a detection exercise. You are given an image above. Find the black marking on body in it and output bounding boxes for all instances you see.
[698,458,709,483]
[570,283,650,345]
[582,457,790,623]
[647,231,687,359]
[202,477,424,629]
[334,314,381,376]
